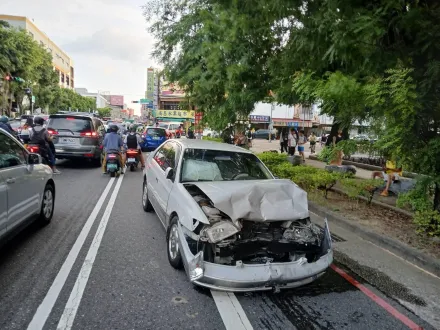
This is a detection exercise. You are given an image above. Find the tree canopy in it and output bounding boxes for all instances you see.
[144,0,440,232]
[0,23,94,115]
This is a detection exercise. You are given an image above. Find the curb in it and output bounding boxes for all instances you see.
[309,201,440,278]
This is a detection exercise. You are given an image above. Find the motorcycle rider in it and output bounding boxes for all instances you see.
[102,124,125,174]
[0,116,15,135]
[28,116,61,174]
[123,124,145,169]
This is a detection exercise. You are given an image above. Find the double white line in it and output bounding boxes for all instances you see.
[27,175,124,330]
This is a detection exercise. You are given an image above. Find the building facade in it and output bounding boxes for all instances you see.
[0,15,75,89]
[75,88,110,109]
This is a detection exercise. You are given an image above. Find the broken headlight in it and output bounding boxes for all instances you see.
[203,221,239,244]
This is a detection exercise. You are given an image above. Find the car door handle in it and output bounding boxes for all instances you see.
[6,178,16,184]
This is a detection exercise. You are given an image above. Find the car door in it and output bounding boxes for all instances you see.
[147,143,169,223]
[0,174,7,239]
[155,142,180,228]
[0,132,40,231]
[148,142,175,225]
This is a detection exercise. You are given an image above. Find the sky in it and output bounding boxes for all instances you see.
[0,0,155,114]
[0,0,306,119]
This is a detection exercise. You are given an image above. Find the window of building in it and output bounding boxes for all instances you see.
[61,73,65,83]
[40,41,44,47]
[29,32,34,39]
[163,102,181,110]
[66,76,70,86]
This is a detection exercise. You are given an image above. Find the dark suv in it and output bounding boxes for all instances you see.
[46,113,105,165]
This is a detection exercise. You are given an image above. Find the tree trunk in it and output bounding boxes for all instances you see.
[434,183,440,213]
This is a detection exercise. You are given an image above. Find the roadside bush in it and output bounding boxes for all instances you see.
[340,178,383,207]
[397,177,440,236]
[203,136,223,143]
[257,152,289,168]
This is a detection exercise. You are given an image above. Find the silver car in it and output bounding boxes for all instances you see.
[0,129,55,243]
[142,139,332,292]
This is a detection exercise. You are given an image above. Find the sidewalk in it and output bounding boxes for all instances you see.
[251,138,399,207]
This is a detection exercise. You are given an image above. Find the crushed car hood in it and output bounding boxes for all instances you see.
[190,179,309,222]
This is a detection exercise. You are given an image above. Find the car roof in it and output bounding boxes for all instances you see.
[174,139,253,153]
[146,126,166,130]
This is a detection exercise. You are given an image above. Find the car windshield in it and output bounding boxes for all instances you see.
[180,148,273,182]
[48,117,92,133]
[146,128,165,137]
[158,123,168,128]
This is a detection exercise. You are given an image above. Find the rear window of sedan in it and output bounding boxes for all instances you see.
[48,117,92,133]
[146,128,166,137]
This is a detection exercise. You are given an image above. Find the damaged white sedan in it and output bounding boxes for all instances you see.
[142,139,333,292]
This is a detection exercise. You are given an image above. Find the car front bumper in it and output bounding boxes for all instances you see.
[177,221,333,292]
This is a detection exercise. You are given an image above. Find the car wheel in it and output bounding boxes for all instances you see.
[38,183,55,225]
[167,216,183,269]
[142,179,153,212]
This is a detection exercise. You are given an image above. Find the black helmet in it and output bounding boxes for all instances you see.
[110,124,119,132]
[34,116,45,125]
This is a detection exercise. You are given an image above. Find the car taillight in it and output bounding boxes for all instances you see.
[126,150,138,155]
[27,146,39,153]
[80,131,98,137]
[108,154,117,158]
[47,129,58,135]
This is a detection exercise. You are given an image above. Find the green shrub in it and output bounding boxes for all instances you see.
[257,152,289,169]
[203,137,223,143]
[340,178,383,206]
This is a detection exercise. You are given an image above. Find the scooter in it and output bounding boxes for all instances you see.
[105,151,121,177]
[125,149,139,172]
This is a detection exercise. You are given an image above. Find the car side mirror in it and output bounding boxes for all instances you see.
[165,167,174,180]
[28,153,41,165]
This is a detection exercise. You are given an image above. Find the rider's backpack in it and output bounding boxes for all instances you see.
[126,133,138,149]
[30,128,48,155]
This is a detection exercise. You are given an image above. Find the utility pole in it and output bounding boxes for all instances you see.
[269,102,275,142]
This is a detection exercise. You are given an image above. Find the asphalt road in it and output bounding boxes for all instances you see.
[0,156,436,330]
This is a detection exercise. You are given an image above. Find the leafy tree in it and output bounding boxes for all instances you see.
[49,88,96,113]
[145,0,440,234]
[97,107,112,118]
[0,23,58,115]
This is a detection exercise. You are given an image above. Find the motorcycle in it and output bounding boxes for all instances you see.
[125,149,139,172]
[105,150,122,177]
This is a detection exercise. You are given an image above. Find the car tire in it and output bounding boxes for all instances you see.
[167,216,183,269]
[38,183,55,225]
[142,179,153,212]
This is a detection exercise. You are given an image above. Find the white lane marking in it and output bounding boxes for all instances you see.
[211,290,254,330]
[57,175,124,330]
[27,178,116,330]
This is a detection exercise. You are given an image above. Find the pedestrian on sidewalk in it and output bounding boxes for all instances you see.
[309,132,317,154]
[288,128,297,155]
[280,128,288,153]
[297,130,307,162]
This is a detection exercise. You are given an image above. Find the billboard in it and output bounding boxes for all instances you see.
[249,115,270,123]
[110,95,124,106]
[146,68,154,100]
[156,110,195,119]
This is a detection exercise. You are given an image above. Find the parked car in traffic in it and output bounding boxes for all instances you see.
[0,128,55,245]
[46,113,105,165]
[158,122,182,138]
[254,129,276,140]
[141,139,332,291]
[141,127,167,152]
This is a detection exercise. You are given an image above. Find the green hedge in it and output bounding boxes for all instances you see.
[202,137,223,143]
[257,151,380,200]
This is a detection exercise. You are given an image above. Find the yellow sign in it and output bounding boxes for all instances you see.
[157,110,195,119]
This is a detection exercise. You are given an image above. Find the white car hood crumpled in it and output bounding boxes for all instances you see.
[190,179,309,222]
